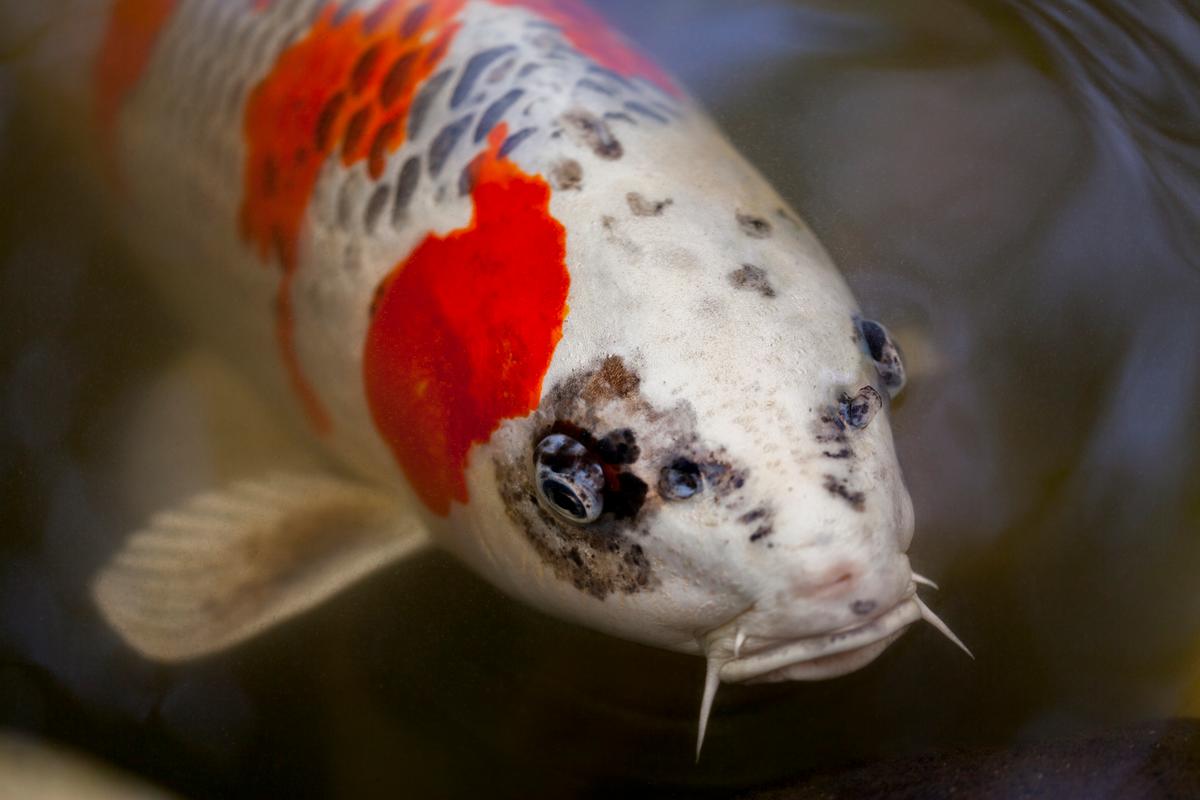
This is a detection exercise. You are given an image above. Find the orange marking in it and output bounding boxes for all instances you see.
[241,0,468,431]
[94,0,177,165]
[496,0,680,96]
[363,126,569,515]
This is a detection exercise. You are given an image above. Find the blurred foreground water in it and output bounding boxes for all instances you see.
[1,1,1198,797]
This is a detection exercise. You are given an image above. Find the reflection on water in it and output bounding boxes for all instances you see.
[1,0,1198,796]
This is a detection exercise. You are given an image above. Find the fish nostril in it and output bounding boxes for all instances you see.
[794,567,858,599]
[850,599,877,616]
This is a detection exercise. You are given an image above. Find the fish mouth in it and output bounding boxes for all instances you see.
[717,596,923,684]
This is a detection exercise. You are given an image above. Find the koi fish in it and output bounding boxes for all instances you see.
[4,0,968,754]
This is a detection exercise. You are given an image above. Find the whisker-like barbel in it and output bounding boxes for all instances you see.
[915,594,973,659]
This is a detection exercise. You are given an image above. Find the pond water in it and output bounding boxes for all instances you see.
[0,0,1198,797]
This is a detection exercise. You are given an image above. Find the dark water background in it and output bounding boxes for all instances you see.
[1,0,1199,796]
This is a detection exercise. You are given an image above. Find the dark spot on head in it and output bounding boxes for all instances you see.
[737,212,773,239]
[551,159,583,191]
[823,448,853,459]
[607,472,649,519]
[561,108,623,160]
[851,599,877,616]
[738,508,767,525]
[749,525,774,543]
[596,428,640,465]
[626,192,672,217]
[823,475,865,512]
[728,264,776,298]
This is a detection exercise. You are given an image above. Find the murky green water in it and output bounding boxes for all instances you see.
[1,1,1198,797]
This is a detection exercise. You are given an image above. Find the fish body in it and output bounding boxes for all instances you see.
[3,0,964,750]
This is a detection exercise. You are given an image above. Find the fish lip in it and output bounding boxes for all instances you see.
[716,596,922,684]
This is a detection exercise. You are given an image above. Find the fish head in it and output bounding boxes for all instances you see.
[445,188,945,686]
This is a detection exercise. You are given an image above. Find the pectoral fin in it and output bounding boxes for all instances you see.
[92,473,429,662]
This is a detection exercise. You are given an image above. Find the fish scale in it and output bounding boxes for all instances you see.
[2,0,969,755]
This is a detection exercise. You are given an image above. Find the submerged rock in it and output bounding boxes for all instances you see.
[745,719,1200,800]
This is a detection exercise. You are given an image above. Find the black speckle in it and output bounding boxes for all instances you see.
[499,126,537,157]
[391,155,421,226]
[401,3,431,37]
[604,111,637,126]
[486,56,517,84]
[823,475,866,512]
[577,78,617,96]
[596,429,640,465]
[380,52,417,107]
[550,159,583,191]
[341,104,371,159]
[364,184,390,232]
[588,65,639,93]
[625,101,668,124]
[737,212,774,239]
[738,508,767,525]
[749,525,774,543]
[350,42,383,95]
[728,264,776,298]
[823,448,853,460]
[406,68,452,140]
[561,109,623,160]
[851,599,878,616]
[428,114,474,177]
[452,46,516,108]
[315,91,346,150]
[626,192,672,217]
[474,88,524,142]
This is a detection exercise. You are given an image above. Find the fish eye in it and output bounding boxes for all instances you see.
[840,386,883,429]
[533,433,605,524]
[859,319,906,397]
[660,457,703,500]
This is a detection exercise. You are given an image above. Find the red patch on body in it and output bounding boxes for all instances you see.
[94,0,177,162]
[496,0,680,96]
[240,0,468,431]
[363,126,569,515]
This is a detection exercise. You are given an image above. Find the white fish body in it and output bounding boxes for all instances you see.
[2,0,966,751]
